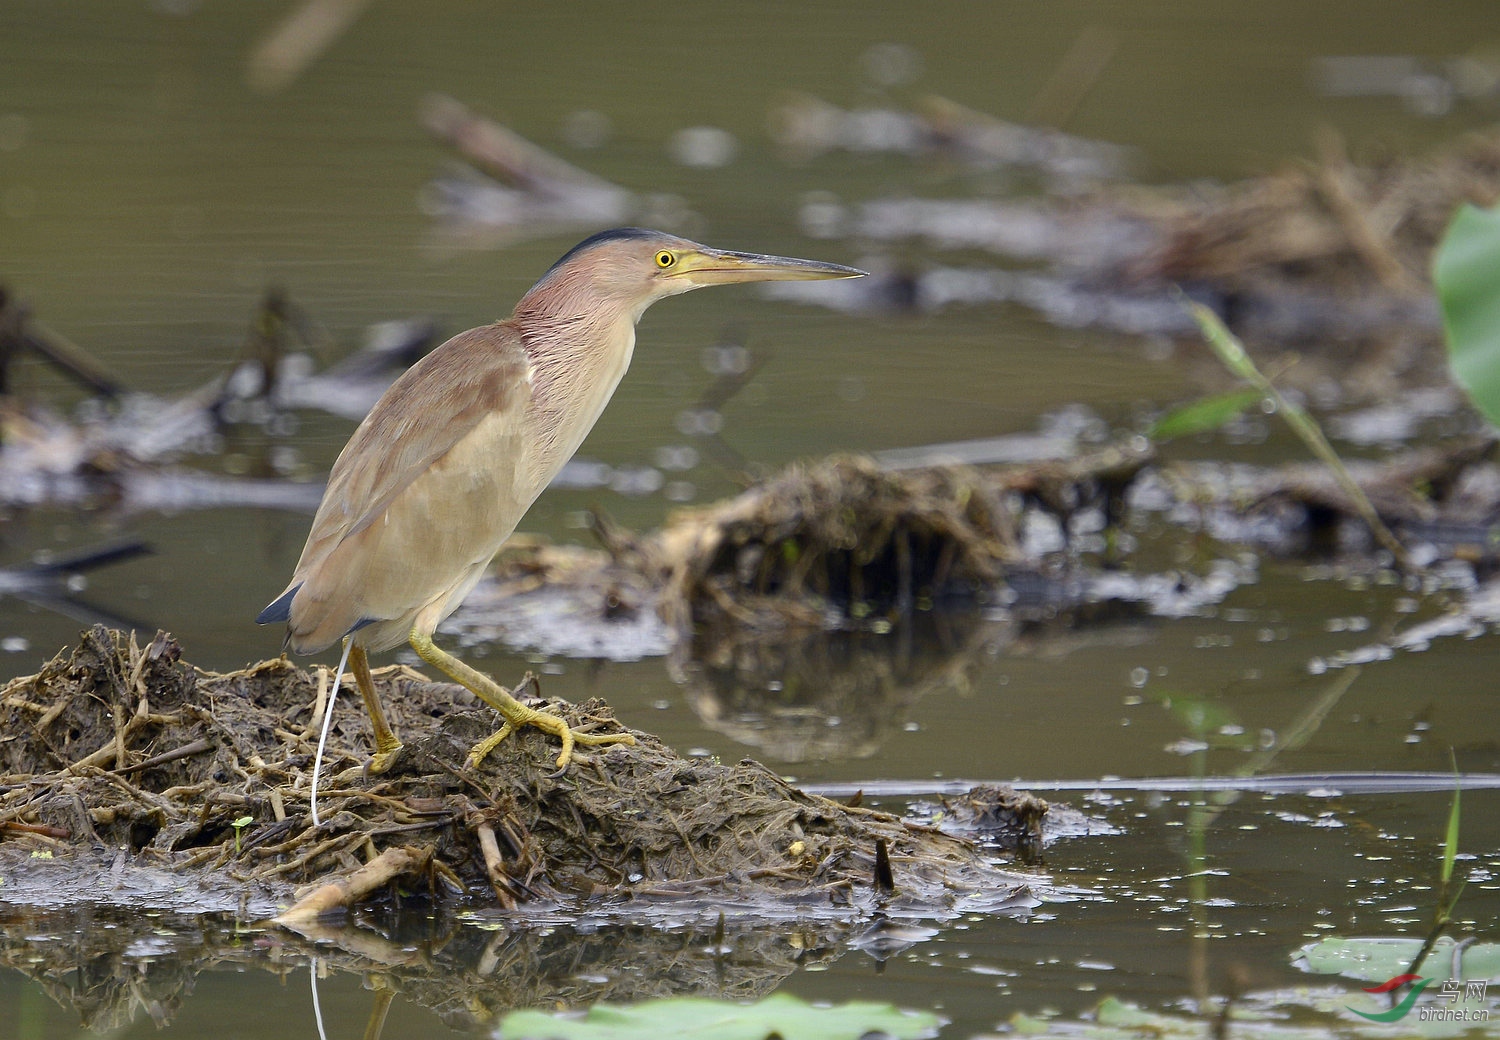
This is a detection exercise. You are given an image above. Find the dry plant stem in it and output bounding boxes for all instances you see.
[254,830,368,881]
[475,822,517,910]
[420,93,625,195]
[0,820,69,838]
[1313,129,1418,294]
[113,738,213,775]
[1185,298,1415,571]
[1023,24,1118,129]
[65,721,145,774]
[274,844,431,925]
[304,664,329,738]
[246,0,373,95]
[35,697,70,732]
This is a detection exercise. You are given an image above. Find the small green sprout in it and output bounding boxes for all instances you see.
[232,815,254,856]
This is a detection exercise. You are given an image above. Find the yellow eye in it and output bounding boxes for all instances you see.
[655,249,675,269]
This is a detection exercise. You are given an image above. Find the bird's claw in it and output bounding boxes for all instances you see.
[465,711,636,773]
[364,742,405,776]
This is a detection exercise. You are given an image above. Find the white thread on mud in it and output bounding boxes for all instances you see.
[310,638,352,828]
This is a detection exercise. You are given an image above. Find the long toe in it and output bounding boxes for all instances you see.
[466,711,636,772]
[366,743,405,776]
[466,722,517,769]
[571,730,637,749]
[545,720,637,771]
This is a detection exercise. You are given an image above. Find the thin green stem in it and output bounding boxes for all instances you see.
[1404,753,1465,979]
[1183,297,1414,571]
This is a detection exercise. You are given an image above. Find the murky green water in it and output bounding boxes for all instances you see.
[3,2,1500,1037]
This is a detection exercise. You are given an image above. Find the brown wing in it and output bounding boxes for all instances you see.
[275,322,531,651]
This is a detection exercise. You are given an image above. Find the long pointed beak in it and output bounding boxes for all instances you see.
[674,247,867,286]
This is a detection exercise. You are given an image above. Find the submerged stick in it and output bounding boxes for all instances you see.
[1024,23,1118,129]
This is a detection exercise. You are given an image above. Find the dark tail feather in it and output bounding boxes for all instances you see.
[256,583,301,625]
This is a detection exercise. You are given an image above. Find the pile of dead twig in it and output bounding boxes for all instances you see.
[1134,129,1500,299]
[0,626,1037,919]
[651,445,1151,634]
[472,436,1500,662]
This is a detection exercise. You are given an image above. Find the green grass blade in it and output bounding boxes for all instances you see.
[1442,756,1460,888]
[1183,300,1413,570]
[1188,301,1259,382]
[1150,389,1266,441]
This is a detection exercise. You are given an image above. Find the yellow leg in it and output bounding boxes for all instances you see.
[408,628,636,770]
[349,644,403,773]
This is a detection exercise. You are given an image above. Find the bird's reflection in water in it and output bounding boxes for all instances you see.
[675,610,1013,763]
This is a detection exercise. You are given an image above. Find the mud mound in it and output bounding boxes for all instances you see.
[656,446,1149,635]
[0,627,1037,919]
[658,454,1015,633]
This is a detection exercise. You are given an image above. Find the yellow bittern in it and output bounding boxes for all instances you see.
[258,228,864,800]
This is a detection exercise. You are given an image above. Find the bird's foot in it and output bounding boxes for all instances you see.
[465,706,636,772]
[365,741,405,776]
[405,633,638,773]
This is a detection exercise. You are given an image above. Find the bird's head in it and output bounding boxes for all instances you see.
[518,228,866,324]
